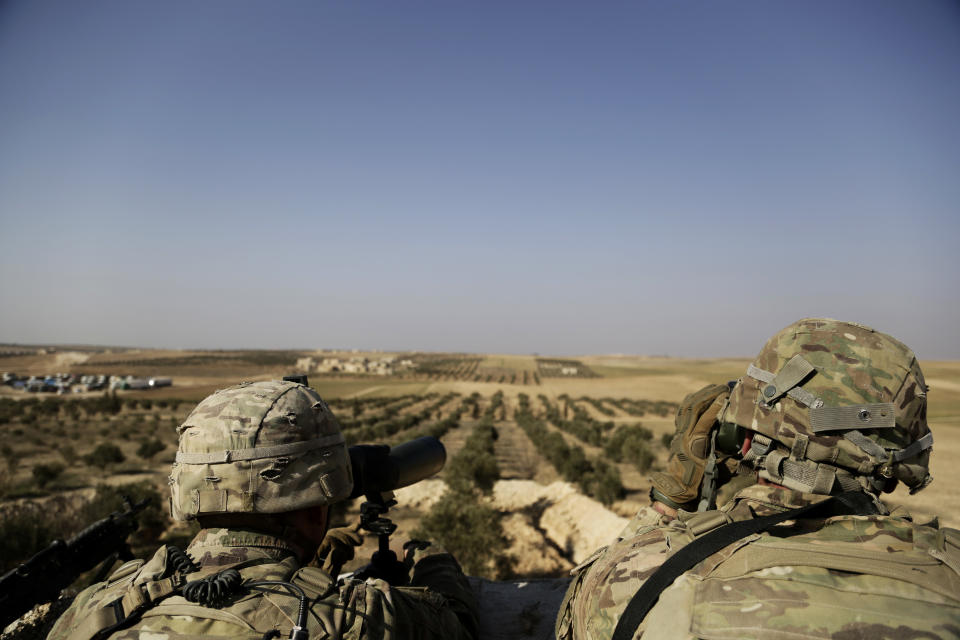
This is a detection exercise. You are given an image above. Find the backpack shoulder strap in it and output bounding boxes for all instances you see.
[291,566,336,599]
[70,573,187,640]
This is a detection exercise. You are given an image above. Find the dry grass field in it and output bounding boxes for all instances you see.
[2,347,958,597]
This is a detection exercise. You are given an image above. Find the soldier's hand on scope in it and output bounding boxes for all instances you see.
[316,517,364,577]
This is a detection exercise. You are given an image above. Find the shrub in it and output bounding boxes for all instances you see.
[95,392,123,415]
[1,443,16,469]
[37,397,61,416]
[0,468,12,499]
[0,398,25,424]
[58,444,78,465]
[31,463,65,488]
[514,394,624,505]
[415,414,512,578]
[80,482,167,552]
[539,395,603,446]
[444,421,500,494]
[1,445,19,474]
[0,481,167,573]
[136,439,166,460]
[484,391,504,420]
[0,500,72,573]
[604,425,656,472]
[64,402,81,421]
[83,443,126,468]
[414,489,512,579]
[583,460,624,505]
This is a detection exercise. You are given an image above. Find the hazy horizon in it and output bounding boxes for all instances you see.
[4,336,960,364]
[2,2,958,359]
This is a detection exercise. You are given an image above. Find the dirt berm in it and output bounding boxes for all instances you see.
[397,479,629,640]
[398,478,628,565]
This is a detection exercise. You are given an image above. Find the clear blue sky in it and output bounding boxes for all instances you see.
[1,1,958,358]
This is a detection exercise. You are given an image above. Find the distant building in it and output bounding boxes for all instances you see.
[309,356,415,376]
[296,357,316,371]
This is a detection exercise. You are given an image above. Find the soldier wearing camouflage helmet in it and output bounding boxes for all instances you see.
[556,319,960,640]
[48,380,478,640]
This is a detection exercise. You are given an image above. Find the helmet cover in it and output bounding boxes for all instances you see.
[169,381,353,520]
[723,318,931,494]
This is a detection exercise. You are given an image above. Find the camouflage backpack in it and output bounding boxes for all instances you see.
[557,485,960,640]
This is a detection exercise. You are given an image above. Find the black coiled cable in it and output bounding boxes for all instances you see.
[164,545,310,635]
[183,569,243,608]
[166,546,245,609]
[164,546,199,577]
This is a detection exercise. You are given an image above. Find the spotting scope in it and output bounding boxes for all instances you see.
[348,436,446,500]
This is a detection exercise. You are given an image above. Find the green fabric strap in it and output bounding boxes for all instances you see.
[809,403,896,432]
[176,434,344,464]
[746,356,821,408]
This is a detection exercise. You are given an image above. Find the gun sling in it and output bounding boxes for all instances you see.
[610,491,877,640]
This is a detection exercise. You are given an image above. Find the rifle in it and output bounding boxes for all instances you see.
[0,497,148,629]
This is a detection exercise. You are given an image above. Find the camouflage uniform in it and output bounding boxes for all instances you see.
[48,528,476,640]
[46,381,478,640]
[558,319,960,640]
[557,484,960,640]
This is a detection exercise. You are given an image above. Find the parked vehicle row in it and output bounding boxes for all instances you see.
[1,373,173,393]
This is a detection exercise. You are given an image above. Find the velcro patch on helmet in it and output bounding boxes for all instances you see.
[809,403,896,433]
[197,489,228,512]
[761,354,815,402]
[746,358,822,409]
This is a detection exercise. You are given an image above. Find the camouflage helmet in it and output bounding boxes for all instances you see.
[721,318,932,495]
[169,381,353,520]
